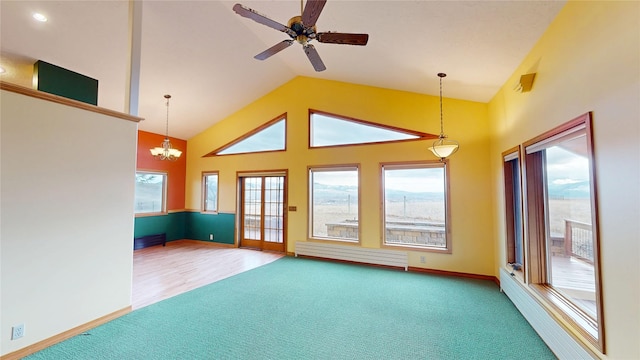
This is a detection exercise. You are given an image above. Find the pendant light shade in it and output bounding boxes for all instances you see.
[429,73,459,161]
[150,94,182,161]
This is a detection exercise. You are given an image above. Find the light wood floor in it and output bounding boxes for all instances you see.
[132,240,284,309]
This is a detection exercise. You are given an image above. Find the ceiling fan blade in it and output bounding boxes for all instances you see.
[302,0,327,28]
[233,4,296,37]
[303,44,326,72]
[317,32,369,46]
[254,40,294,60]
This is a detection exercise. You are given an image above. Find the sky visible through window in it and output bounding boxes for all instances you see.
[311,113,419,147]
[546,142,590,199]
[217,118,285,155]
[313,167,444,194]
[384,167,444,193]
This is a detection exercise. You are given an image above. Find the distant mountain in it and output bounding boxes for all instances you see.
[384,189,443,201]
[547,180,591,199]
[312,183,443,203]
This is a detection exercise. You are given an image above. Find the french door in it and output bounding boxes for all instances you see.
[238,174,286,252]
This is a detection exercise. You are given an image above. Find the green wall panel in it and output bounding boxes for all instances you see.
[134,212,186,241]
[134,212,235,245]
[34,60,99,105]
[185,212,236,244]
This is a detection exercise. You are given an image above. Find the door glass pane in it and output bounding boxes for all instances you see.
[243,177,262,240]
[264,176,284,243]
[544,135,596,319]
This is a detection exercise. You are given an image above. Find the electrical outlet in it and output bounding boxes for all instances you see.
[209,234,214,240]
[420,256,426,264]
[11,324,24,340]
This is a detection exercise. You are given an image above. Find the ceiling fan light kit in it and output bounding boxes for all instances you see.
[428,73,459,161]
[233,0,369,72]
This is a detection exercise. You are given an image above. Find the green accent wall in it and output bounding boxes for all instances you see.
[186,212,235,244]
[34,60,99,105]
[134,212,187,241]
[134,211,235,245]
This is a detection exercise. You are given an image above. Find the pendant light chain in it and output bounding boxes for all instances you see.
[428,72,459,161]
[150,94,182,161]
[165,94,171,139]
[438,72,446,139]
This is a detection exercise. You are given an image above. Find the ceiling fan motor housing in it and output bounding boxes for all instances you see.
[288,16,316,44]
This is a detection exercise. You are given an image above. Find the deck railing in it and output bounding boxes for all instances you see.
[564,219,594,264]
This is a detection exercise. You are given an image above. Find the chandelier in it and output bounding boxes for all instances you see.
[428,73,459,161]
[150,94,182,161]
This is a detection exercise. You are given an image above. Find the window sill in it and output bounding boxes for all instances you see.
[307,237,359,245]
[135,212,168,218]
[503,265,525,283]
[383,243,451,254]
[529,284,602,352]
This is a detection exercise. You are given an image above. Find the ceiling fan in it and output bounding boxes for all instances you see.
[232,0,369,72]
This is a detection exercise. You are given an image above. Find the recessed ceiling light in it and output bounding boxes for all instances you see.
[0,67,5,74]
[33,13,47,22]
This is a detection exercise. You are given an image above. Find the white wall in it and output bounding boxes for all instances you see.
[488,1,640,358]
[0,89,138,355]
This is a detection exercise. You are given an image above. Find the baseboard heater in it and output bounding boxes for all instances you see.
[133,233,166,250]
[295,241,408,271]
[499,268,595,359]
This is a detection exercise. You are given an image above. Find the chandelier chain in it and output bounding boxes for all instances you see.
[429,72,458,161]
[165,95,171,138]
[438,73,445,138]
[150,94,181,161]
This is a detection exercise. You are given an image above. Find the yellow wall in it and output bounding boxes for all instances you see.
[187,76,495,275]
[488,1,639,358]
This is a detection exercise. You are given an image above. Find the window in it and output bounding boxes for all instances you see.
[309,110,435,148]
[523,113,604,350]
[381,162,451,252]
[202,172,219,213]
[204,115,286,156]
[503,147,524,275]
[309,165,359,242]
[134,171,166,214]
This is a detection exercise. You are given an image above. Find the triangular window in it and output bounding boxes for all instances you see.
[205,114,286,156]
[310,110,436,148]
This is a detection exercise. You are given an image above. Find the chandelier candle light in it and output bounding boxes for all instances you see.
[429,73,459,161]
[150,94,182,161]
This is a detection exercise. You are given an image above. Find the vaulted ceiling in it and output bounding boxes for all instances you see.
[0,1,566,140]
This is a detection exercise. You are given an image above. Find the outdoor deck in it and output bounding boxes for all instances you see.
[550,255,596,317]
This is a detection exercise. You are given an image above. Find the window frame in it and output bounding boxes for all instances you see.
[308,164,361,243]
[380,161,452,253]
[308,109,437,149]
[521,112,604,351]
[202,171,219,214]
[203,113,287,157]
[502,146,525,278]
[134,170,167,216]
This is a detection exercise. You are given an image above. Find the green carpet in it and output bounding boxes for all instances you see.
[27,257,555,359]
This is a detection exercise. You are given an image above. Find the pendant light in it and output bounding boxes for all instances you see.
[150,94,182,161]
[429,73,459,161]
